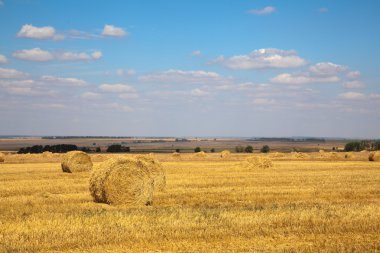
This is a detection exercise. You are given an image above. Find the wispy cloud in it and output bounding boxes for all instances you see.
[12,48,102,62]
[248,6,276,15]
[0,67,28,79]
[0,54,8,64]
[102,25,128,37]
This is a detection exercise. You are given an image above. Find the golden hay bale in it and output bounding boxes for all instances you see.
[345,153,354,159]
[329,152,340,160]
[369,151,380,162]
[42,151,53,158]
[220,150,231,158]
[172,152,181,159]
[319,150,325,153]
[134,155,166,191]
[89,158,154,206]
[193,151,207,158]
[242,156,273,169]
[0,152,5,163]
[292,152,308,159]
[61,151,93,173]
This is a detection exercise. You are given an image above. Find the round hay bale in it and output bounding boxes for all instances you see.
[329,152,340,160]
[42,151,53,158]
[242,156,273,169]
[134,155,166,191]
[0,152,5,163]
[369,151,380,162]
[193,151,207,158]
[172,152,181,159]
[61,151,93,173]
[220,150,231,158]
[345,153,354,159]
[89,157,154,206]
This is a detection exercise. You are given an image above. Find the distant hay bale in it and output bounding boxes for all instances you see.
[0,152,5,163]
[61,151,93,173]
[329,152,340,160]
[242,156,273,169]
[319,150,325,153]
[220,150,231,158]
[271,152,285,158]
[193,151,207,158]
[369,151,380,162]
[89,158,154,206]
[172,152,181,159]
[292,152,308,159]
[42,151,53,158]
[134,155,166,191]
[345,153,354,159]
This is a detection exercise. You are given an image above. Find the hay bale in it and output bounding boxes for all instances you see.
[242,156,273,169]
[172,152,181,159]
[134,155,166,191]
[292,152,308,159]
[220,150,231,158]
[89,157,154,206]
[61,151,93,173]
[345,153,354,159]
[193,151,207,158]
[369,151,380,162]
[0,152,5,163]
[329,152,340,160]
[42,151,53,158]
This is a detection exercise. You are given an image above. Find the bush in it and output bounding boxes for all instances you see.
[106,144,130,153]
[175,149,180,153]
[194,147,201,153]
[374,141,380,150]
[96,147,101,153]
[261,145,270,153]
[210,148,215,153]
[245,145,253,153]
[235,146,244,153]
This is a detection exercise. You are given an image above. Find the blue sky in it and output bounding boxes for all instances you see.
[0,0,379,137]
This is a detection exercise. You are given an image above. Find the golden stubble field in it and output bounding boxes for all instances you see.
[0,153,380,252]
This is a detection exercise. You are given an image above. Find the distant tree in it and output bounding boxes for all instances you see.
[79,147,91,152]
[175,148,180,153]
[194,147,201,153]
[332,147,336,151]
[344,142,361,152]
[107,144,130,153]
[374,141,380,150]
[261,145,270,153]
[245,145,254,153]
[235,146,244,153]
[210,148,215,153]
[96,147,101,153]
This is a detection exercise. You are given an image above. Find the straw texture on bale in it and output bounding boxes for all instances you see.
[89,158,154,206]
[369,151,380,162]
[220,150,231,158]
[242,156,273,169]
[134,155,166,191]
[193,151,207,158]
[61,151,93,173]
[0,152,5,163]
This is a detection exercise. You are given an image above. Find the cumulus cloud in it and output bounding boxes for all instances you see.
[0,79,56,96]
[343,80,366,89]
[13,48,54,62]
[192,50,202,56]
[346,71,361,79]
[17,24,64,40]
[271,62,361,85]
[81,92,102,99]
[213,48,307,70]
[99,83,136,93]
[102,25,128,37]
[12,48,102,62]
[139,69,232,85]
[0,67,28,78]
[338,92,366,100]
[40,75,88,87]
[0,54,8,64]
[248,6,276,15]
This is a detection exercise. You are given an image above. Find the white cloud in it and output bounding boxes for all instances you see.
[102,25,128,37]
[248,6,276,15]
[40,75,87,87]
[0,67,28,78]
[17,24,64,40]
[191,88,209,97]
[12,48,102,62]
[81,92,101,99]
[0,54,8,64]
[343,80,366,89]
[271,73,340,84]
[338,92,366,100]
[13,48,54,62]
[192,50,202,56]
[0,79,56,96]
[308,62,347,76]
[99,83,136,93]
[139,69,232,85]
[346,71,361,79]
[213,48,307,70]
[119,93,139,99]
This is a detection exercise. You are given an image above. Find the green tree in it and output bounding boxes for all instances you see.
[261,145,270,153]
[235,146,244,153]
[245,145,254,153]
[344,142,361,152]
[210,148,215,153]
[176,148,180,153]
[194,147,201,153]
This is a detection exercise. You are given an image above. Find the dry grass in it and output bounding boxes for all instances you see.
[1,153,380,252]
